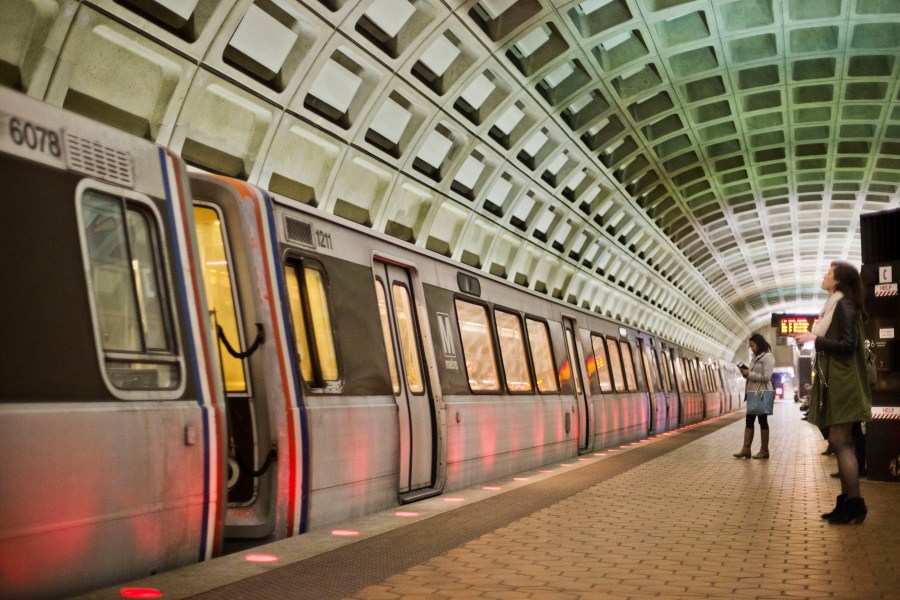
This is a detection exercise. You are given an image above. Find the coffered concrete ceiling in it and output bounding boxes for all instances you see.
[3,0,900,358]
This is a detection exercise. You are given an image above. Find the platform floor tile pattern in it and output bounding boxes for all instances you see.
[348,404,899,600]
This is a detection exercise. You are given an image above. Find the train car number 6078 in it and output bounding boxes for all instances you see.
[0,112,64,166]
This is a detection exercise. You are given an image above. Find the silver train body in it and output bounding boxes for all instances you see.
[0,89,743,600]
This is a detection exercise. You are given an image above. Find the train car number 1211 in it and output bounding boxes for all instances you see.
[0,112,66,168]
[316,229,333,250]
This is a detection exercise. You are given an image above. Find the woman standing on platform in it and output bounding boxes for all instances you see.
[734,334,775,460]
[795,261,872,525]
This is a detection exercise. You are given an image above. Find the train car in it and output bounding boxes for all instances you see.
[1,91,741,599]
[0,89,225,599]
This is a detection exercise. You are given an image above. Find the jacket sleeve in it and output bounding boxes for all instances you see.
[814,298,858,356]
[747,352,775,385]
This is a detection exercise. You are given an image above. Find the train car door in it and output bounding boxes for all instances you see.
[637,337,663,434]
[562,317,591,451]
[373,260,438,501]
[660,348,679,430]
[190,175,301,540]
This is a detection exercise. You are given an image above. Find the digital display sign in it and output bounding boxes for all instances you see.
[772,314,818,335]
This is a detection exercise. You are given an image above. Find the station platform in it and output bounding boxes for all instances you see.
[80,402,900,600]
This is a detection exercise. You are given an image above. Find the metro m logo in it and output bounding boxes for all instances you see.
[436,312,456,357]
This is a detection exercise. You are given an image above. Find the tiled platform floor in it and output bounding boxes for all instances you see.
[346,402,900,600]
[83,402,900,600]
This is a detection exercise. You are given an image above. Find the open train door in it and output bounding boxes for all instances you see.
[373,259,443,503]
[190,175,302,541]
[562,317,592,452]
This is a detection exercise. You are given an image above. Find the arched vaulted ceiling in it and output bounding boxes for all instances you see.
[3,0,900,359]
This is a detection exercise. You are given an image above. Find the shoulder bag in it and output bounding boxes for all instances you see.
[746,390,775,415]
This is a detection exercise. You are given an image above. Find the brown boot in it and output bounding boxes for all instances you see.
[753,429,770,459]
[734,428,753,458]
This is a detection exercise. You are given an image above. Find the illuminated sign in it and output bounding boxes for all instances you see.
[772,314,818,335]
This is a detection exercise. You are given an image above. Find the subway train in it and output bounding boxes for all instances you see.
[0,87,743,600]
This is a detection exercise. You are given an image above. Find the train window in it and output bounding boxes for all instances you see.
[526,318,559,393]
[455,299,500,391]
[589,335,613,392]
[80,189,181,393]
[495,310,532,392]
[285,261,339,387]
[620,342,638,392]
[673,356,686,390]
[194,205,247,394]
[374,281,400,394]
[607,339,626,392]
[392,283,425,394]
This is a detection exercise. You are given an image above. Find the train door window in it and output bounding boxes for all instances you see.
[673,356,686,390]
[563,327,583,395]
[640,345,655,394]
[392,283,425,394]
[690,361,699,392]
[455,299,500,391]
[374,282,401,394]
[525,318,559,393]
[495,310,532,392]
[660,350,673,392]
[589,335,613,392]
[285,260,339,387]
[80,189,181,394]
[683,359,693,391]
[194,204,248,393]
[688,359,697,392]
[620,342,638,391]
[607,339,626,392]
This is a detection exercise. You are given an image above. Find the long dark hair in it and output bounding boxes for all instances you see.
[749,333,770,355]
[831,260,867,320]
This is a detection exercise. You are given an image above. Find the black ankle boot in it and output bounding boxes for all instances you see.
[827,497,867,524]
[821,494,846,519]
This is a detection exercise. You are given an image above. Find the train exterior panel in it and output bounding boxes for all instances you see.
[0,89,225,600]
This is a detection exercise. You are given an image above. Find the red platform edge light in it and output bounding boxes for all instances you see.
[395,511,419,517]
[244,553,280,563]
[121,588,163,599]
[331,529,360,536]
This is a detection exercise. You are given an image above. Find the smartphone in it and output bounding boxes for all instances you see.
[737,362,748,370]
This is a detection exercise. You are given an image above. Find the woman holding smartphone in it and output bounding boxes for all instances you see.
[733,333,775,459]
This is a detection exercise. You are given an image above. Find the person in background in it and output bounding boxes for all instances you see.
[734,333,775,460]
[795,261,872,525]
